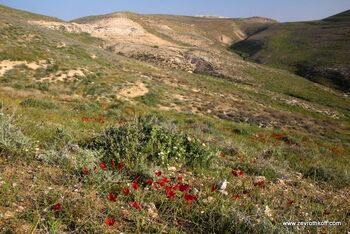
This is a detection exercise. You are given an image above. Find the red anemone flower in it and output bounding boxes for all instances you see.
[183,194,197,204]
[161,177,169,183]
[233,194,241,200]
[232,169,244,177]
[173,183,180,190]
[122,187,130,195]
[157,180,166,187]
[117,162,125,171]
[105,217,116,226]
[253,180,265,188]
[177,176,183,182]
[99,162,107,170]
[165,186,176,199]
[107,192,117,202]
[146,179,154,186]
[52,203,61,211]
[129,201,141,210]
[155,171,162,177]
[179,183,191,192]
[132,183,140,190]
[82,166,89,175]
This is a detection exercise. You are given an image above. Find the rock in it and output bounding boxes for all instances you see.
[168,166,177,171]
[215,179,227,191]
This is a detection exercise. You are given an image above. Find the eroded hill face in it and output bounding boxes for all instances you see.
[28,12,275,81]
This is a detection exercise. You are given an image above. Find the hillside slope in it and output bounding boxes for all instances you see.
[232,10,350,92]
[27,11,276,81]
[0,5,349,233]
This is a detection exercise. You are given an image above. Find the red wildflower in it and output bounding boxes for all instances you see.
[173,183,180,190]
[253,180,265,188]
[82,166,89,175]
[211,184,217,192]
[107,192,117,202]
[232,169,244,177]
[251,159,257,164]
[183,194,197,204]
[155,171,162,177]
[117,162,125,171]
[271,133,284,140]
[129,201,141,210]
[52,203,61,211]
[177,176,183,182]
[132,183,140,190]
[99,162,107,170]
[161,177,169,183]
[157,180,166,187]
[81,117,89,122]
[165,186,176,199]
[105,217,116,226]
[122,187,130,195]
[146,179,154,186]
[179,183,191,192]
[233,194,241,200]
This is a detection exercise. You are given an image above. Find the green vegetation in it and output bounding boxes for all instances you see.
[82,116,215,168]
[20,98,57,109]
[232,10,350,91]
[0,4,349,234]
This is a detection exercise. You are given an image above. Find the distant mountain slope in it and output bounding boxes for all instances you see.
[26,11,275,81]
[232,10,350,92]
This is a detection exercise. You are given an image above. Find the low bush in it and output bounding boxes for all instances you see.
[0,110,31,156]
[81,116,215,168]
[20,98,57,109]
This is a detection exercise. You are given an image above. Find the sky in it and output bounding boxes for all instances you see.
[0,0,350,22]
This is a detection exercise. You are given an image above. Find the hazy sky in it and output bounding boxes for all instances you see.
[1,0,349,22]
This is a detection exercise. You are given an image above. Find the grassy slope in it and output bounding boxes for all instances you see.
[0,5,349,233]
[232,10,350,91]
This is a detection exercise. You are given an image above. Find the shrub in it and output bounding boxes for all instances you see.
[304,166,333,182]
[38,82,50,91]
[72,102,100,112]
[136,92,160,106]
[20,98,57,109]
[0,110,31,156]
[303,166,349,187]
[81,116,215,168]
